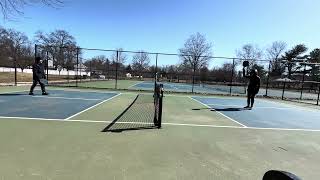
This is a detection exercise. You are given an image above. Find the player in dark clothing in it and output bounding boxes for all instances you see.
[243,69,260,109]
[29,57,48,95]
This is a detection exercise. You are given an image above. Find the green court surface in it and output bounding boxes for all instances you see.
[0,86,320,179]
[65,79,141,89]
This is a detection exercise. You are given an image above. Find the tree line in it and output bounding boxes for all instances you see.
[0,26,319,82]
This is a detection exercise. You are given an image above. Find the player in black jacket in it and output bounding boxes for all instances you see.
[29,57,48,95]
[243,69,260,109]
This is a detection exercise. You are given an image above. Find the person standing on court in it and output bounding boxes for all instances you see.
[29,57,49,95]
[243,68,260,109]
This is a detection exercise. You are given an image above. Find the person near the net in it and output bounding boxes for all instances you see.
[29,57,48,95]
[243,69,260,109]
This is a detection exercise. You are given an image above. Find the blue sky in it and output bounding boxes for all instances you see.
[1,0,319,67]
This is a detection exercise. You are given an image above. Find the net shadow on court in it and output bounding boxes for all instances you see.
[0,93,27,96]
[101,93,162,133]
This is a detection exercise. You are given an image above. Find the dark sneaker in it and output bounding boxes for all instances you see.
[244,106,250,108]
[42,92,49,95]
[29,92,34,95]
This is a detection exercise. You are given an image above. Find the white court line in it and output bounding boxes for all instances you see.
[47,87,118,94]
[0,89,113,101]
[189,96,247,127]
[128,81,144,88]
[1,116,320,132]
[65,93,122,120]
[29,95,101,101]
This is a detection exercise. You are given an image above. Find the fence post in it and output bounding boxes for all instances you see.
[317,85,320,105]
[14,58,17,86]
[89,61,92,81]
[105,59,109,80]
[300,64,306,100]
[282,80,286,100]
[46,51,49,84]
[191,56,196,93]
[34,44,38,60]
[265,61,271,96]
[76,48,79,87]
[229,58,235,95]
[79,57,82,84]
[115,51,119,89]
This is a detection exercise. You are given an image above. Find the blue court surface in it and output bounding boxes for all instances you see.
[0,89,118,119]
[131,81,245,94]
[192,96,320,130]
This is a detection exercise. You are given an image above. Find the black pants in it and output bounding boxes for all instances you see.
[30,79,46,93]
[247,89,256,107]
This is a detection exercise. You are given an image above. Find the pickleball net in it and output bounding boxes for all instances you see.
[102,83,163,132]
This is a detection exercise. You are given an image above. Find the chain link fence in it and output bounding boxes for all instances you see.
[2,44,319,106]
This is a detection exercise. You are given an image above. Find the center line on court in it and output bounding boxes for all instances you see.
[189,97,247,127]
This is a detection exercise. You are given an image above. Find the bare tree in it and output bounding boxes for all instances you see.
[84,55,108,73]
[132,51,150,78]
[179,32,212,88]
[1,28,32,71]
[0,0,63,20]
[0,26,9,66]
[110,48,126,64]
[16,43,33,72]
[236,44,263,65]
[266,41,287,76]
[179,32,212,70]
[35,30,77,70]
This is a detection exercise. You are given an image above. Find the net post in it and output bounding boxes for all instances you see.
[282,80,286,100]
[158,89,163,128]
[154,53,158,92]
[115,50,119,89]
[229,58,235,95]
[300,63,306,100]
[265,60,271,96]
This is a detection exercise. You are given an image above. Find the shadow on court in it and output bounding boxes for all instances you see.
[101,94,161,133]
[212,108,250,111]
[192,107,250,111]
[105,125,158,133]
[0,93,27,96]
